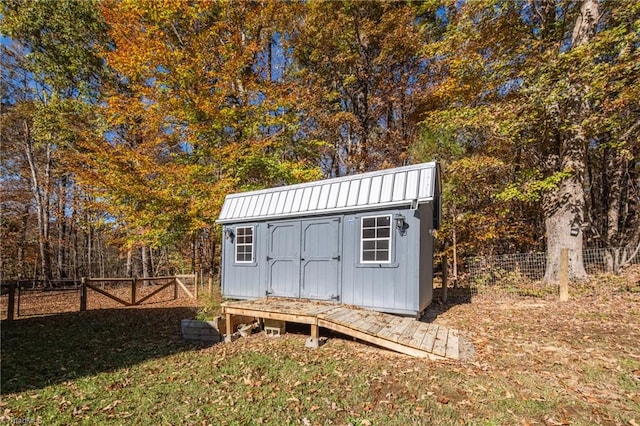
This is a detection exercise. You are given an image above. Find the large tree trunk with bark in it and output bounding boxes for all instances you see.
[544,0,599,283]
[543,172,589,282]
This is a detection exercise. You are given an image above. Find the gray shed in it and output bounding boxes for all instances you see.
[216,161,442,316]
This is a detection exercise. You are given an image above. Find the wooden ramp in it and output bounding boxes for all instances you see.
[222,298,472,361]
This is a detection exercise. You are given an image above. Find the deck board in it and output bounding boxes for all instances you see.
[445,329,460,359]
[361,312,394,335]
[432,325,449,357]
[322,308,356,325]
[420,324,438,353]
[397,320,421,346]
[406,325,428,348]
[373,317,405,340]
[222,297,471,360]
[353,312,378,328]
[385,319,414,343]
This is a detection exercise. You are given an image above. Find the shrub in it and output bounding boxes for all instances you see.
[195,285,223,321]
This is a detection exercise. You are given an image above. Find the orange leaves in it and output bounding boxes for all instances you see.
[80,2,323,249]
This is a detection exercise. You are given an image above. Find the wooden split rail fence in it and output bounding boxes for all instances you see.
[80,275,199,311]
[2,274,203,321]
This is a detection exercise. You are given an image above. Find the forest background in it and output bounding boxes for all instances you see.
[1,0,638,284]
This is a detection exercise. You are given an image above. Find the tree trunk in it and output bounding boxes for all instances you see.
[603,149,626,272]
[191,234,197,274]
[72,216,79,280]
[23,119,53,283]
[543,0,599,283]
[543,103,590,282]
[149,246,155,276]
[141,246,152,284]
[57,175,68,279]
[543,193,588,282]
[70,190,79,280]
[126,247,133,277]
[620,166,640,267]
[17,207,29,279]
[86,218,93,278]
[452,226,458,281]
[197,233,203,278]
[97,230,105,277]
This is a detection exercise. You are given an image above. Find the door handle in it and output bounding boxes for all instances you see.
[301,258,305,261]
[332,255,340,261]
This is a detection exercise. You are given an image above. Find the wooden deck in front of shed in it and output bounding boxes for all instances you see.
[222,298,471,361]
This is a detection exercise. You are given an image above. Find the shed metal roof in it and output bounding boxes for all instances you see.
[217,162,440,224]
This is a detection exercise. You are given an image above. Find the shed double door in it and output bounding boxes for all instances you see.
[267,218,340,300]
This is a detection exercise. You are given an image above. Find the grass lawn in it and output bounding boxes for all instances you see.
[1,281,639,425]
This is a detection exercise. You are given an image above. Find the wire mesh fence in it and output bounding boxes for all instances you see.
[464,251,546,287]
[461,246,640,290]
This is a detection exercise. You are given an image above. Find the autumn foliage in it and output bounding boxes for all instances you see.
[1,0,638,280]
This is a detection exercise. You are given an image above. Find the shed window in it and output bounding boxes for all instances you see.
[235,226,254,263]
[360,215,392,263]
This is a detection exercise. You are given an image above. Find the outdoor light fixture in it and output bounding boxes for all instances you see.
[395,214,406,235]
[224,228,234,240]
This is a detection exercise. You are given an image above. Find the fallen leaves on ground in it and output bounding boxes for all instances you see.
[1,279,639,425]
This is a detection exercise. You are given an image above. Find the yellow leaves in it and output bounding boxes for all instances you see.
[78,1,333,250]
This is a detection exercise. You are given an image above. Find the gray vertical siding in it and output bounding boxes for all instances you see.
[418,204,434,312]
[340,208,422,315]
[222,206,434,316]
[221,223,264,299]
[218,162,440,315]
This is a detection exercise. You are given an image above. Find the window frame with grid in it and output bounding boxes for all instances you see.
[360,215,392,264]
[235,226,255,264]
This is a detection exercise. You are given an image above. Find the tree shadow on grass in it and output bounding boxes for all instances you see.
[1,306,205,394]
[420,285,476,323]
